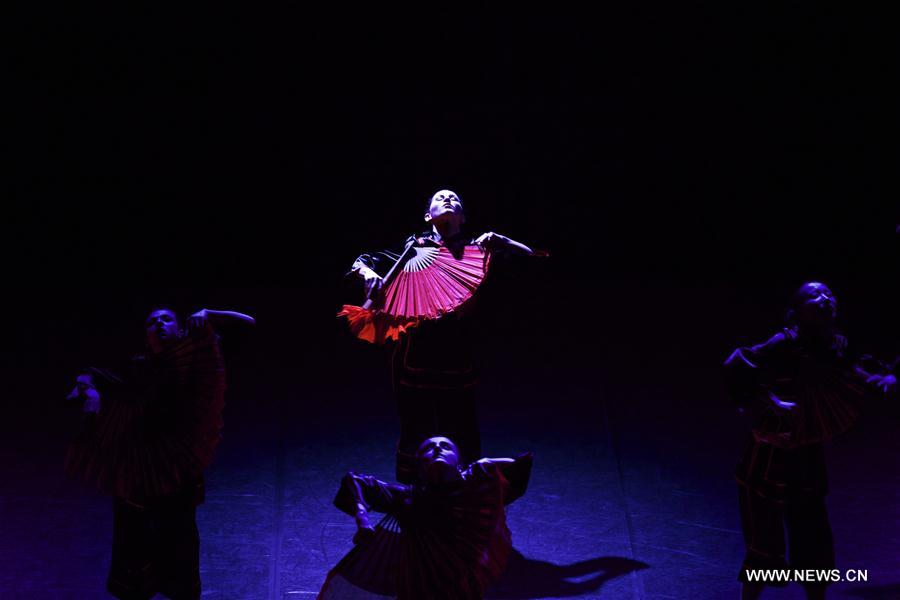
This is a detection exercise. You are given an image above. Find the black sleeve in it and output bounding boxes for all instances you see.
[334,471,411,516]
[346,235,416,279]
[468,452,534,506]
[723,331,789,408]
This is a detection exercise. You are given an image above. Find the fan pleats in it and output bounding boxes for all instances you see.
[340,245,489,344]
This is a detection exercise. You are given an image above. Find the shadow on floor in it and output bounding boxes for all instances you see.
[486,548,649,599]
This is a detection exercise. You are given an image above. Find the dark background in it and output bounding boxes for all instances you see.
[5,4,900,598]
[7,4,899,415]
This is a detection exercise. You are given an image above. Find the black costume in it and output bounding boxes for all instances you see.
[319,453,533,600]
[350,231,484,482]
[724,327,872,585]
[66,326,225,599]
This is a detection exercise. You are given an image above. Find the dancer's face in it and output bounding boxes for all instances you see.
[145,309,179,353]
[417,436,461,482]
[794,282,838,326]
[424,190,465,228]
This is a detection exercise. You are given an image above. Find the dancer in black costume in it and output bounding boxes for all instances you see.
[724,282,894,599]
[319,436,533,600]
[347,189,542,482]
[66,307,254,600]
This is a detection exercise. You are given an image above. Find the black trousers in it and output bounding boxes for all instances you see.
[737,483,835,585]
[107,480,204,600]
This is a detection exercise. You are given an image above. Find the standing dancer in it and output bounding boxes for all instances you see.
[344,189,543,483]
[66,306,254,600]
[319,436,533,599]
[724,282,893,599]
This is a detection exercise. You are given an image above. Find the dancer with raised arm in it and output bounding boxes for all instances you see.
[340,189,545,482]
[724,282,894,600]
[65,306,255,600]
[319,436,533,599]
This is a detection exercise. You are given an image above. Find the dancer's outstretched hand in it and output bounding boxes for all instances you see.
[67,373,101,413]
[187,309,211,334]
[353,510,376,545]
[360,267,384,299]
[867,373,898,396]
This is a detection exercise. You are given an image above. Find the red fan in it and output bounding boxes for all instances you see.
[319,456,532,600]
[753,361,869,449]
[339,243,490,344]
[319,488,510,600]
[65,330,226,499]
[318,514,402,599]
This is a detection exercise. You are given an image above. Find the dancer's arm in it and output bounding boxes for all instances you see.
[334,472,410,543]
[865,373,897,395]
[351,259,385,299]
[186,309,256,335]
[474,232,544,256]
[723,332,792,410]
[66,367,124,414]
[348,237,417,300]
[471,452,534,505]
[863,362,898,396]
[66,373,101,414]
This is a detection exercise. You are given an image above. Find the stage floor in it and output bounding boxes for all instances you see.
[3,357,899,599]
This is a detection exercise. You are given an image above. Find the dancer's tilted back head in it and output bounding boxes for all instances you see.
[416,436,463,484]
[786,281,838,330]
[424,189,465,228]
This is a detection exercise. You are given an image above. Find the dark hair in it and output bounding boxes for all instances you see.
[144,304,179,324]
